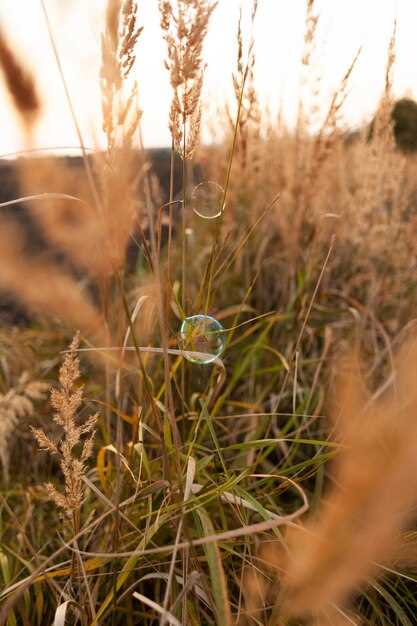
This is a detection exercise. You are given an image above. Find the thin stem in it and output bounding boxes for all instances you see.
[181,122,187,311]
[168,139,175,283]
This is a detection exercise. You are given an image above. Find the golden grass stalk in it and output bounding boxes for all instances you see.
[231,0,260,169]
[159,0,217,159]
[17,158,116,278]
[32,333,98,518]
[32,333,98,592]
[0,0,145,352]
[302,0,319,67]
[101,0,143,150]
[296,0,320,135]
[0,373,48,483]
[13,0,144,285]
[96,0,145,279]
[0,219,108,346]
[373,20,397,143]
[255,338,417,623]
[354,21,399,237]
[303,46,361,209]
[0,29,40,130]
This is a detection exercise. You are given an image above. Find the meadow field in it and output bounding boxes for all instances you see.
[1,1,417,624]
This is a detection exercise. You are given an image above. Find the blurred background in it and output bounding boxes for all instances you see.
[0,0,413,153]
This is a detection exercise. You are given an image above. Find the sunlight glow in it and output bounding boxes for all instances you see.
[0,0,413,153]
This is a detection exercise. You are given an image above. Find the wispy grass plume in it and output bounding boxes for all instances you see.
[32,333,98,517]
[256,340,417,624]
[159,0,217,159]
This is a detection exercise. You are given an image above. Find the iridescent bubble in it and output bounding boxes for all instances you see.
[191,181,224,220]
[179,315,226,364]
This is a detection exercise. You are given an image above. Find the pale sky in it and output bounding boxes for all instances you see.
[0,0,414,154]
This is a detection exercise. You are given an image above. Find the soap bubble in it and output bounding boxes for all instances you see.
[191,181,224,220]
[179,315,226,364]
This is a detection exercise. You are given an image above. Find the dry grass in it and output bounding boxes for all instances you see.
[0,372,47,482]
[245,339,417,624]
[160,0,217,159]
[32,333,98,518]
[1,1,417,624]
[0,28,40,128]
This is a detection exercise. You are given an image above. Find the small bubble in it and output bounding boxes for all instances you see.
[179,315,226,364]
[191,181,224,220]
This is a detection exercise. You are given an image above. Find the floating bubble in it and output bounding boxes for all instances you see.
[179,315,226,364]
[191,181,224,220]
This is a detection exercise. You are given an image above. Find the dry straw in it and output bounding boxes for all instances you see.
[159,0,217,159]
[0,0,146,350]
[0,219,108,344]
[231,0,260,170]
[249,338,417,624]
[0,373,48,482]
[0,29,40,128]
[32,333,98,518]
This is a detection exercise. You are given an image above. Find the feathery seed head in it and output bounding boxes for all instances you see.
[33,334,98,516]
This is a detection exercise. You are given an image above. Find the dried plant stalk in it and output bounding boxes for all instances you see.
[231,0,260,169]
[32,333,98,517]
[0,28,40,129]
[0,373,48,482]
[159,0,217,159]
[0,220,108,345]
[100,0,143,151]
[98,0,145,275]
[254,338,417,623]
[14,0,144,288]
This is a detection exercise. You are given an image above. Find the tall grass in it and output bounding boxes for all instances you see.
[1,1,417,625]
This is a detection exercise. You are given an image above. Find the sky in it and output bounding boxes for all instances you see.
[0,0,414,155]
